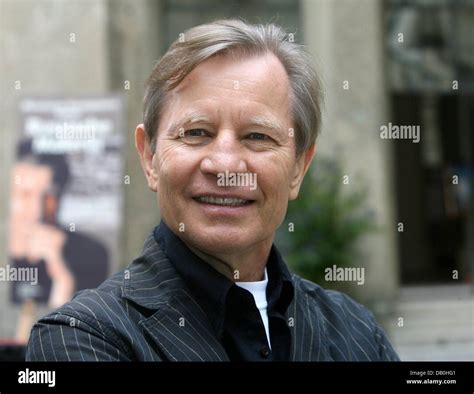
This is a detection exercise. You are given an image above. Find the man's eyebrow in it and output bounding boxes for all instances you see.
[247,115,283,132]
[166,112,212,135]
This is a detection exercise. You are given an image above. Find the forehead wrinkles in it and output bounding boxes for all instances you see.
[170,76,289,114]
[176,75,262,100]
[174,56,290,101]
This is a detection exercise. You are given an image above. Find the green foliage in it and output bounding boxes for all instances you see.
[276,158,375,285]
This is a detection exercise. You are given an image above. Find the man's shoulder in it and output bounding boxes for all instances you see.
[292,274,399,361]
[292,274,373,319]
[26,268,150,361]
[39,270,129,328]
[31,239,181,330]
[31,234,179,335]
[25,235,180,362]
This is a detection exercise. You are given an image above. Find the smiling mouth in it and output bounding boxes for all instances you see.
[193,196,255,206]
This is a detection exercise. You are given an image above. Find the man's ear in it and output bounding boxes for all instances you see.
[135,124,158,192]
[289,144,316,201]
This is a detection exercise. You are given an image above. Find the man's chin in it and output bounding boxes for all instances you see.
[183,228,257,255]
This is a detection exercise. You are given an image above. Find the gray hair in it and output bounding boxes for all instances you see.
[143,19,323,157]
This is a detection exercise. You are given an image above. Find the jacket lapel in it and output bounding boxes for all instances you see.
[140,289,229,361]
[122,233,229,361]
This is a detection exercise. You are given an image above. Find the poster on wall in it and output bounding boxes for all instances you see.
[7,96,124,341]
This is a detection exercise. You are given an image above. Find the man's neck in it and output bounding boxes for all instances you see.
[185,239,273,282]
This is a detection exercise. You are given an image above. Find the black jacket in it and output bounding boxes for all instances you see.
[26,232,399,361]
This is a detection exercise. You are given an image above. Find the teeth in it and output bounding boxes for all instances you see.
[197,196,249,206]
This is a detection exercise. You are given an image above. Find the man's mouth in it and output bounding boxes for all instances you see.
[193,196,254,206]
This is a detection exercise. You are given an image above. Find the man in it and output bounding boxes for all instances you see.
[10,140,109,341]
[26,19,399,361]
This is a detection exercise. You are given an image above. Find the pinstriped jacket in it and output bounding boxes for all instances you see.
[25,232,400,362]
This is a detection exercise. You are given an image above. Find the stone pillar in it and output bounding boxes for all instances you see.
[301,0,400,317]
[107,0,163,268]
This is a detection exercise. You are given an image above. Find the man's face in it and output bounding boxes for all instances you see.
[142,53,312,255]
[10,163,53,225]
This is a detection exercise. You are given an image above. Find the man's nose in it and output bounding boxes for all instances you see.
[199,130,248,175]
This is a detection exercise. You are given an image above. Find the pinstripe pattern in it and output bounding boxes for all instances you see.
[26,232,399,362]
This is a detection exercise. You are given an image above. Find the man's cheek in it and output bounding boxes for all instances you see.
[158,172,182,205]
[156,160,174,188]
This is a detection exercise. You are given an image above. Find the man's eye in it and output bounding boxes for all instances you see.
[181,129,207,138]
[248,133,269,141]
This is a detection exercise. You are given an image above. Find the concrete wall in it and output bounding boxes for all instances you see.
[301,0,399,316]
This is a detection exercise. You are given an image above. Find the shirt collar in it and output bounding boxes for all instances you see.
[153,220,294,337]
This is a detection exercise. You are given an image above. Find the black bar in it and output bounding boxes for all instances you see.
[0,362,472,393]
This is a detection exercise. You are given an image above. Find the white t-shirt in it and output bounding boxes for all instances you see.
[235,269,271,349]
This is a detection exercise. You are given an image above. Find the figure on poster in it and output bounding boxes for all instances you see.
[9,139,109,341]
